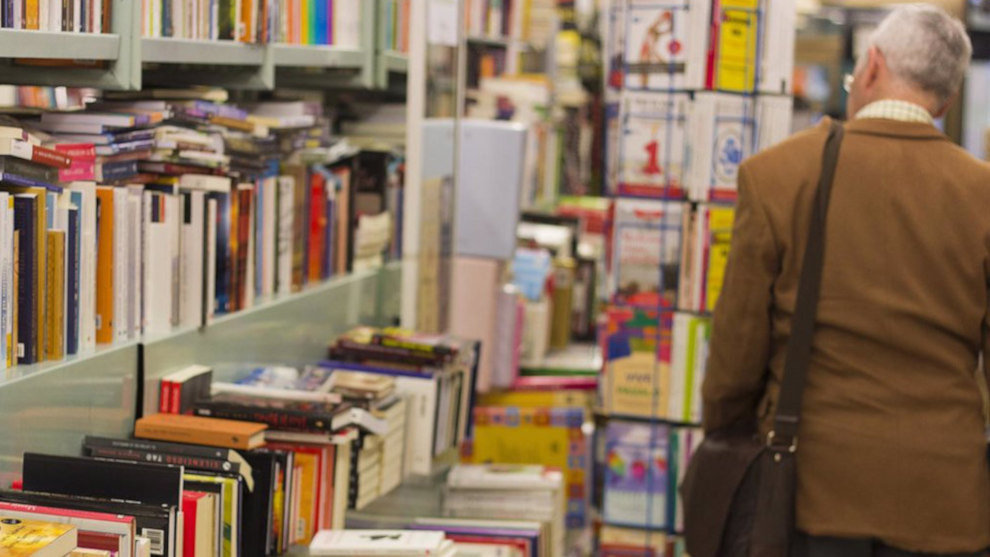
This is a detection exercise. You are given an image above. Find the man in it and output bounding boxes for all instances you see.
[703,4,990,556]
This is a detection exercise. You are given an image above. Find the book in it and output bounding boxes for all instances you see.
[599,306,671,419]
[0,501,134,557]
[602,420,669,530]
[616,92,690,199]
[610,199,684,309]
[622,0,710,92]
[43,229,64,360]
[181,491,215,557]
[159,365,213,415]
[0,517,76,557]
[22,453,184,509]
[192,398,357,434]
[0,490,177,557]
[135,413,267,450]
[308,530,448,556]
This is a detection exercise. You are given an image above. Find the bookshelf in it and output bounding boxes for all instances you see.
[375,0,410,90]
[0,262,403,487]
[0,0,388,91]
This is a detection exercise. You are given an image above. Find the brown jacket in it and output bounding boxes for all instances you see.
[703,117,990,552]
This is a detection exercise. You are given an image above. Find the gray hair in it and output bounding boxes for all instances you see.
[867,4,972,104]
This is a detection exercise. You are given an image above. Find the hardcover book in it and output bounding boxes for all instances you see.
[616,92,690,199]
[602,420,669,530]
[610,199,684,309]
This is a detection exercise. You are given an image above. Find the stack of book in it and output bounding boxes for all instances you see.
[411,517,548,557]
[0,1,111,32]
[0,91,404,371]
[443,464,565,557]
[330,370,407,508]
[462,390,591,530]
[309,529,454,557]
[325,326,479,478]
[138,0,361,46]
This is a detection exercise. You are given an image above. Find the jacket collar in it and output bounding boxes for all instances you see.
[841,117,947,141]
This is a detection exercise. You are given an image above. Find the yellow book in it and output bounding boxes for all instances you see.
[704,206,735,311]
[478,390,593,410]
[292,452,318,544]
[44,230,64,361]
[24,0,39,29]
[714,0,760,92]
[464,405,587,526]
[0,516,77,557]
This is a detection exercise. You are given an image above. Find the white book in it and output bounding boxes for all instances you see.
[686,92,755,202]
[332,440,351,529]
[760,0,796,95]
[275,176,294,296]
[142,191,174,336]
[112,187,129,342]
[179,174,232,194]
[93,0,103,33]
[179,190,205,329]
[393,372,442,477]
[309,530,447,556]
[205,198,217,324]
[68,182,97,353]
[447,465,563,491]
[261,176,277,299]
[72,0,81,32]
[757,95,794,152]
[668,312,690,422]
[38,0,48,31]
[332,0,361,48]
[127,186,143,338]
[55,194,72,355]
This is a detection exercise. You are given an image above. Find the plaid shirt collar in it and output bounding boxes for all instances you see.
[854,99,934,126]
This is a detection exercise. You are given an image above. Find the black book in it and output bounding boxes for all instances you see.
[22,453,183,509]
[82,435,249,467]
[82,437,245,477]
[192,399,352,433]
[0,488,178,557]
[13,194,38,364]
[241,450,277,557]
[0,156,58,184]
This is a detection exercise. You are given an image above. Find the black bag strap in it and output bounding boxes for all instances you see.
[769,119,845,451]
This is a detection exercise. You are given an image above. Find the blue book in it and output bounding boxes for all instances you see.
[314,0,328,45]
[210,192,231,314]
[13,194,38,364]
[66,206,79,355]
[99,160,139,182]
[0,173,60,193]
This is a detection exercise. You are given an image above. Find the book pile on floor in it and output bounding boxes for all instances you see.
[595,0,797,549]
[139,0,362,46]
[444,464,565,557]
[0,90,403,370]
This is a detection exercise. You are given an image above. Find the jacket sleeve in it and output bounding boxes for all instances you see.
[702,162,779,434]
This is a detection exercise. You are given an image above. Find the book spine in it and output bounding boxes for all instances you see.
[30,145,72,169]
[193,402,337,432]
[86,444,239,474]
[13,197,36,364]
[66,209,79,355]
[159,379,171,414]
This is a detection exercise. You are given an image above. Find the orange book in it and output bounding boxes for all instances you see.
[135,413,267,450]
[95,187,114,344]
[333,167,351,275]
[24,0,39,29]
[239,0,256,42]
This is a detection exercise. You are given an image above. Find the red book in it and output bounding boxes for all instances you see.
[236,186,253,309]
[53,143,96,160]
[159,379,172,414]
[182,491,212,557]
[307,171,327,283]
[77,530,128,553]
[29,144,72,168]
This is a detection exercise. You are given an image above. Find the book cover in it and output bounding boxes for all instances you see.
[600,306,673,420]
[12,194,39,363]
[687,92,756,202]
[602,420,669,530]
[617,92,690,199]
[610,199,684,309]
[135,413,267,450]
[0,517,76,557]
[622,0,700,92]
[702,205,734,312]
[707,0,760,93]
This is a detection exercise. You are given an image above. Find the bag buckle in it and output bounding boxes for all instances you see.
[766,430,798,455]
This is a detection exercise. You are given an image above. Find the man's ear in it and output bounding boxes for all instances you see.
[934,93,956,119]
[863,46,884,89]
